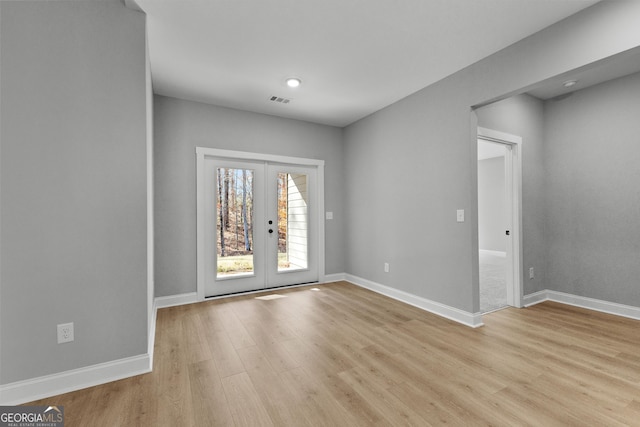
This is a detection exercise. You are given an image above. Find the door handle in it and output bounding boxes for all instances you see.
[506,230,510,236]
[269,229,274,234]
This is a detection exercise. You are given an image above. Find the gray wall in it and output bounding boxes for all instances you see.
[0,1,148,384]
[154,96,345,297]
[543,71,640,306]
[476,94,546,296]
[343,1,640,313]
[478,156,506,252]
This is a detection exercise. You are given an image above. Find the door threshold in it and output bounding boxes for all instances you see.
[205,281,320,300]
[482,305,510,315]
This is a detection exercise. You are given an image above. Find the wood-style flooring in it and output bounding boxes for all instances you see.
[29,281,640,426]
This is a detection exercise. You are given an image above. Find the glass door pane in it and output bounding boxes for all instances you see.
[216,167,255,278]
[204,158,265,297]
[277,172,309,272]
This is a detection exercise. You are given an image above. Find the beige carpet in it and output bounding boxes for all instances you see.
[479,250,507,313]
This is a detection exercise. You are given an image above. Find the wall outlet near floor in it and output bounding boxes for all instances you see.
[57,322,74,344]
[384,262,390,273]
[529,267,534,279]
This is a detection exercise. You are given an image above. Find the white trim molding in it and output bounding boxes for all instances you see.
[0,355,151,406]
[148,299,158,369]
[322,273,347,283]
[346,274,484,328]
[523,290,548,307]
[155,292,199,309]
[524,290,640,321]
[195,147,326,167]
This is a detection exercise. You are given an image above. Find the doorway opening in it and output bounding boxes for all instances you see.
[478,140,508,312]
[477,128,522,313]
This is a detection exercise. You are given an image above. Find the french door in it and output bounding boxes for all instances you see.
[198,150,320,297]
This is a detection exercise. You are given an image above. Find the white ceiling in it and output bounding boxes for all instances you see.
[133,0,599,127]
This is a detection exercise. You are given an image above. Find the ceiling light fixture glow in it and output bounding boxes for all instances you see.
[562,79,578,88]
[286,77,301,88]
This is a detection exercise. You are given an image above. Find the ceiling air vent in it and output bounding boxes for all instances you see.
[269,96,291,104]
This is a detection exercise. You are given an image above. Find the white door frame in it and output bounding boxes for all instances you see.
[477,127,523,309]
[196,147,325,301]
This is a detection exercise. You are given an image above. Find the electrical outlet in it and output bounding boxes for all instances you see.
[529,267,534,279]
[384,262,390,273]
[57,322,74,344]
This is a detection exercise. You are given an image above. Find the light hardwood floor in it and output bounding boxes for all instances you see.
[29,281,640,426]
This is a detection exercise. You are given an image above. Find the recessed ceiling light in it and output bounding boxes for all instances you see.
[286,77,301,88]
[562,79,578,88]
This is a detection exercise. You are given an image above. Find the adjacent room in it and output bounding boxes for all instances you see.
[1,0,639,425]
[477,139,508,313]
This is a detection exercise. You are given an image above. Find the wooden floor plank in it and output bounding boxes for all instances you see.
[337,366,429,426]
[181,312,213,364]
[221,372,274,427]
[388,377,480,426]
[245,363,315,426]
[241,321,301,372]
[187,360,234,427]
[236,345,273,372]
[205,329,246,378]
[25,281,640,426]
[278,367,364,427]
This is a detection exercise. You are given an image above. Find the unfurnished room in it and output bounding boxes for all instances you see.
[1,0,639,425]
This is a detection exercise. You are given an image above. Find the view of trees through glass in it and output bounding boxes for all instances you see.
[216,167,255,276]
[216,169,298,277]
[277,172,290,270]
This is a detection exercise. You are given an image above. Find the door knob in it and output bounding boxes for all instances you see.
[506,230,510,236]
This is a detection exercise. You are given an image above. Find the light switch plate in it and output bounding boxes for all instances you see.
[456,209,465,222]
[326,211,333,220]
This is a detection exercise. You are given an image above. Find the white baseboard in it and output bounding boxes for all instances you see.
[523,290,548,307]
[523,289,640,320]
[345,274,483,328]
[322,273,347,283]
[0,294,176,405]
[155,291,199,309]
[0,354,151,406]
